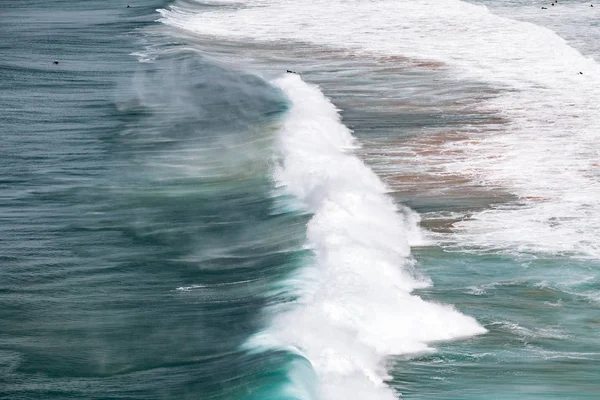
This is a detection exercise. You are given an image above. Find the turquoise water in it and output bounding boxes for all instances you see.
[396,249,600,399]
[2,0,600,399]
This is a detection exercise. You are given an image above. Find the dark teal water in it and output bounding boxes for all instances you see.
[2,1,600,399]
[1,2,306,398]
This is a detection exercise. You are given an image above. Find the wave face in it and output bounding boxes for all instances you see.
[159,0,600,258]
[246,74,485,400]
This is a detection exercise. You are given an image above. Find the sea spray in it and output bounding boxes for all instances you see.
[246,74,486,399]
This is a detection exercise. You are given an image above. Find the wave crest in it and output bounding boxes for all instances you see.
[246,74,485,399]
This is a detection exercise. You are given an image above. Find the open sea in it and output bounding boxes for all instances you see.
[2,0,600,399]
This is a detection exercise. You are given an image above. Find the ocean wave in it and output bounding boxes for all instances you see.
[245,74,485,400]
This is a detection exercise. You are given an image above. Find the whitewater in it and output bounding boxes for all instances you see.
[242,74,486,399]
[159,0,600,258]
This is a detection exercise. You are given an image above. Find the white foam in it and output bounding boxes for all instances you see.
[245,74,485,400]
[480,0,600,60]
[159,0,600,258]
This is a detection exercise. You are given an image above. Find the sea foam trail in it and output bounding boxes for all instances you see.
[246,74,485,400]
[159,0,600,258]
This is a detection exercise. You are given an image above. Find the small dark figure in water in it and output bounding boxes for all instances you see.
[542,6,547,9]
[551,3,554,5]
[286,70,298,74]
[127,5,130,7]
[579,71,584,75]
[53,60,59,65]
